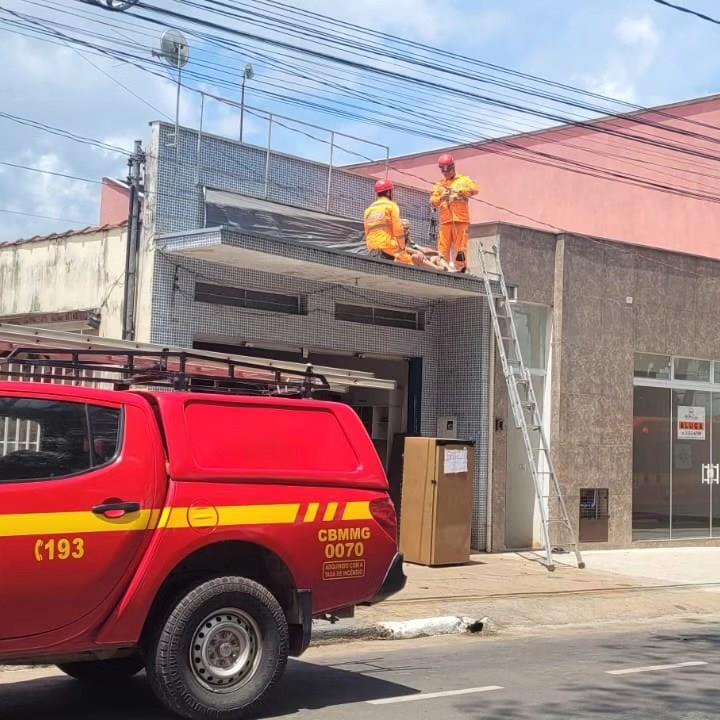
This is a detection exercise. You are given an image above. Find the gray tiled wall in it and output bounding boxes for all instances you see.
[144,123,491,549]
[150,123,433,241]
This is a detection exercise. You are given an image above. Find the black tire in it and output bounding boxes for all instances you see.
[146,576,289,720]
[57,655,144,683]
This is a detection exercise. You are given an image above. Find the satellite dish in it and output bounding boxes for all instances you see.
[159,29,190,69]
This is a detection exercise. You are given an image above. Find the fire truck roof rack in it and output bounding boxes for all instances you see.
[0,346,329,398]
[0,324,397,394]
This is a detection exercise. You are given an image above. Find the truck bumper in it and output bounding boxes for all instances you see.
[369,553,406,604]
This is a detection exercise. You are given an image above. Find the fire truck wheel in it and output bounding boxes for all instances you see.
[147,576,289,720]
[57,655,144,683]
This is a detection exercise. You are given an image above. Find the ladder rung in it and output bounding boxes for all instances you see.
[481,246,498,255]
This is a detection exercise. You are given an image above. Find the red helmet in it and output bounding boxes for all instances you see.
[375,178,394,194]
[438,153,455,168]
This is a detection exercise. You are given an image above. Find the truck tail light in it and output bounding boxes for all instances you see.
[370,496,398,543]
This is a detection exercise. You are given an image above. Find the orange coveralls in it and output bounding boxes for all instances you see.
[430,174,479,270]
[363,196,414,265]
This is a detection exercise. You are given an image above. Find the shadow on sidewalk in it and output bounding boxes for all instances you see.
[0,657,420,719]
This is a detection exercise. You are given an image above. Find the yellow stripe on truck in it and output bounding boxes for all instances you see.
[342,501,373,521]
[217,503,301,527]
[0,509,155,537]
[0,501,372,537]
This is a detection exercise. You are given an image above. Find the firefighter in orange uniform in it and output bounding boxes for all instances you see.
[364,179,443,269]
[430,153,479,272]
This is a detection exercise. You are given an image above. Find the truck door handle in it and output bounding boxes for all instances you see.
[92,501,141,519]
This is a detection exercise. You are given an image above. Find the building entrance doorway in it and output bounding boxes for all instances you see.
[504,303,551,550]
[633,386,720,540]
[633,354,720,541]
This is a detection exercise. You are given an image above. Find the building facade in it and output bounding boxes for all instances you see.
[0,222,127,337]
[5,95,720,552]
[477,223,720,549]
[130,122,492,548]
[355,94,720,260]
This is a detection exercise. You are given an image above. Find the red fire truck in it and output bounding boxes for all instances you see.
[0,331,404,719]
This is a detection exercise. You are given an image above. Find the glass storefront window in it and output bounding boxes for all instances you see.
[634,353,671,380]
[715,363,720,384]
[674,358,711,383]
[632,387,671,540]
[633,385,720,541]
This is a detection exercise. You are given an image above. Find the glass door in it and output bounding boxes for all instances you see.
[632,387,671,540]
[712,394,720,536]
[671,389,711,538]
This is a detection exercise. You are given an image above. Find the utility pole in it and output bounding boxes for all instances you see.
[239,63,254,143]
[122,139,144,340]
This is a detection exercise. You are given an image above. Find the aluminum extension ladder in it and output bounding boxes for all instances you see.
[477,242,584,571]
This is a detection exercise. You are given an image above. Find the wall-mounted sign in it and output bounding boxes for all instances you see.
[678,406,706,440]
[444,448,468,474]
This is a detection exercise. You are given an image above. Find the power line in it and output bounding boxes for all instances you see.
[23,2,720,166]
[174,0,720,145]
[9,1,720,233]
[11,3,169,118]
[0,109,131,156]
[651,0,720,24]
[51,0,720,174]
[0,208,96,224]
[19,4,720,204]
[0,161,103,184]
[125,2,720,167]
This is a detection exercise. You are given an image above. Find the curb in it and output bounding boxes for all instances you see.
[311,615,491,646]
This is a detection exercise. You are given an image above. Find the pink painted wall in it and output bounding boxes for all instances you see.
[356,96,720,260]
[99,179,130,226]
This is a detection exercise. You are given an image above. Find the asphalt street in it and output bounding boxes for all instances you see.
[3,618,720,719]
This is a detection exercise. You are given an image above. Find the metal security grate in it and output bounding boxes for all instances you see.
[195,282,305,316]
[0,416,41,457]
[335,303,424,331]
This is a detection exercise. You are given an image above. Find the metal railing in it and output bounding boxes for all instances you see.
[192,91,390,212]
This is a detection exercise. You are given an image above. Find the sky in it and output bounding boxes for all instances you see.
[1,0,720,241]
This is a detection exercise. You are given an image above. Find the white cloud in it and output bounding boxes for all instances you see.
[324,0,504,44]
[584,15,661,103]
[616,16,660,51]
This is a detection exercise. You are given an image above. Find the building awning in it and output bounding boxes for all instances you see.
[158,226,487,300]
[0,309,100,332]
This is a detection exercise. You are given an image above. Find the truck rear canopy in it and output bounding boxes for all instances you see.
[149,393,387,489]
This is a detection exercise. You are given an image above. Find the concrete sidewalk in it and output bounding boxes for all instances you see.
[313,547,720,643]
